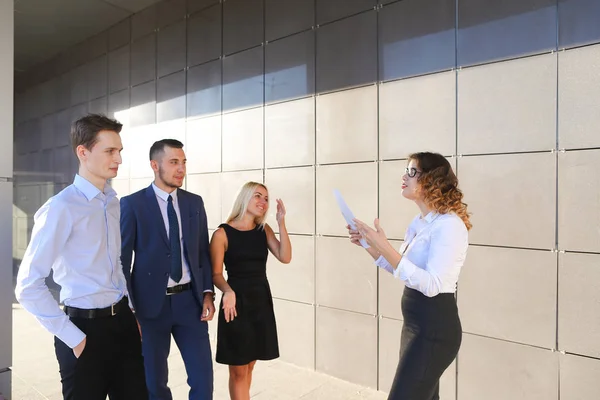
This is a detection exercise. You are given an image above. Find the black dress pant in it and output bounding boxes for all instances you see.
[388,287,462,400]
[54,304,148,400]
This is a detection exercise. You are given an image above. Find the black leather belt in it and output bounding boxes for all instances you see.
[166,282,191,295]
[64,296,128,319]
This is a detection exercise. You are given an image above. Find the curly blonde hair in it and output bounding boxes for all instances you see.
[409,152,472,231]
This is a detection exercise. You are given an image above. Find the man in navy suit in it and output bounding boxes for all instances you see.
[120,139,215,400]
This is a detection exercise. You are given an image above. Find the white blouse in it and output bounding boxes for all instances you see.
[375,212,469,297]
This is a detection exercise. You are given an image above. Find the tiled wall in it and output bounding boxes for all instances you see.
[12,0,600,398]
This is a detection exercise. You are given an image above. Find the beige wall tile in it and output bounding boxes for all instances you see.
[316,85,377,164]
[558,43,600,149]
[316,307,378,388]
[186,173,222,230]
[316,236,378,315]
[380,71,456,159]
[186,116,221,174]
[316,163,377,236]
[558,150,600,253]
[265,166,315,235]
[268,235,314,304]
[458,334,558,400]
[558,252,600,358]
[459,246,557,348]
[273,299,315,369]
[265,98,315,168]
[458,54,556,154]
[222,108,263,171]
[459,153,556,249]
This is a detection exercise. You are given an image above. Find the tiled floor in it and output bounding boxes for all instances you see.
[10,305,387,400]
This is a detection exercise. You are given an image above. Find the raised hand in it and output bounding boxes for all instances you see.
[275,199,286,225]
[353,218,389,252]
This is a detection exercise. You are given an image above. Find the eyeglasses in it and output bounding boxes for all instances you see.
[405,167,422,178]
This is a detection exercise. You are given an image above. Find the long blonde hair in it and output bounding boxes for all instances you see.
[226,181,269,228]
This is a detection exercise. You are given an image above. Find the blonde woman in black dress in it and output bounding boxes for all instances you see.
[210,181,292,400]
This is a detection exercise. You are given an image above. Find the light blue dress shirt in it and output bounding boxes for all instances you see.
[15,175,127,348]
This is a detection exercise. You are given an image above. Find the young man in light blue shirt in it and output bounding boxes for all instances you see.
[15,114,148,400]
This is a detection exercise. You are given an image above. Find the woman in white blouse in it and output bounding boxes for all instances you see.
[351,152,471,400]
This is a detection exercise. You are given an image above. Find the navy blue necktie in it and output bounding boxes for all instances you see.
[167,195,182,283]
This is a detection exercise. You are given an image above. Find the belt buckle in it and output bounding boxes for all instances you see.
[111,302,116,316]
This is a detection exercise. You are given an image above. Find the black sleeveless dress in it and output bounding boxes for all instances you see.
[215,223,279,365]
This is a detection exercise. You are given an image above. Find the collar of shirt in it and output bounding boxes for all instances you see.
[420,211,439,224]
[151,182,178,204]
[73,174,117,201]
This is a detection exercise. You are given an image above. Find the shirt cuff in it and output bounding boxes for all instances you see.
[57,320,87,349]
[393,257,417,281]
[203,290,213,293]
[374,255,394,274]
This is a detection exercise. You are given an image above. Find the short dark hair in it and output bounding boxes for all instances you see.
[149,139,184,161]
[70,114,123,155]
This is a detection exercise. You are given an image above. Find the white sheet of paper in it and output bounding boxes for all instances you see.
[333,189,370,249]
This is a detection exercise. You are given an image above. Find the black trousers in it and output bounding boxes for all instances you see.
[54,303,148,400]
[388,287,462,400]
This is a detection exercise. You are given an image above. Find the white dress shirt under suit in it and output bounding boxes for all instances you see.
[151,183,192,287]
[375,212,468,297]
[15,175,128,348]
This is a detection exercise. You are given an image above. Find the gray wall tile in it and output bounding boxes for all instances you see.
[188,0,219,14]
[558,0,600,48]
[265,167,315,235]
[265,98,315,168]
[316,11,377,93]
[131,34,156,86]
[459,153,556,249]
[380,71,456,160]
[187,4,222,67]
[130,80,156,127]
[459,246,557,348]
[316,236,377,315]
[560,353,600,400]
[558,44,600,149]
[316,0,376,25]
[158,0,186,28]
[274,299,315,369]
[132,4,158,40]
[109,18,131,50]
[558,150,600,253]
[267,234,314,304]
[379,0,455,81]
[458,0,557,66]
[87,55,108,101]
[558,252,600,357]
[157,71,186,122]
[458,334,559,400]
[187,60,221,118]
[266,0,314,41]
[458,54,557,154]
[157,20,186,77]
[186,116,221,174]
[316,307,377,388]
[109,45,130,94]
[223,0,263,55]
[222,47,264,112]
[265,30,315,104]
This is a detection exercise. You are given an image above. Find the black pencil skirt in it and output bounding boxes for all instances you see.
[388,287,462,400]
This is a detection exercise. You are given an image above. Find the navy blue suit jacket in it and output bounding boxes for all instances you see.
[120,185,213,319]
